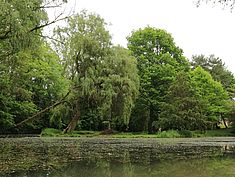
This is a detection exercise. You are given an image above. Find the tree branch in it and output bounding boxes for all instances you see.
[15,90,71,127]
[38,34,65,45]
[30,14,68,32]
[0,30,11,40]
[0,15,68,41]
[39,3,63,9]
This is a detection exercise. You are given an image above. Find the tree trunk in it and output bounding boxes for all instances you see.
[221,113,228,129]
[63,104,81,133]
[148,105,154,133]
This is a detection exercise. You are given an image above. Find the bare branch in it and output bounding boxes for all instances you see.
[30,13,68,32]
[40,34,65,44]
[39,3,63,9]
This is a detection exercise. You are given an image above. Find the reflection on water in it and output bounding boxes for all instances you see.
[1,137,235,177]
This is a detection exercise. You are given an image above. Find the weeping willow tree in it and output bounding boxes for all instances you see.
[53,11,139,132]
[101,46,139,131]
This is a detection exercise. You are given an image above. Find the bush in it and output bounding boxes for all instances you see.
[179,130,193,138]
[156,130,181,138]
[40,128,62,137]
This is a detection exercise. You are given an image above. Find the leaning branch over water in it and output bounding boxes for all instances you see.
[16,91,70,127]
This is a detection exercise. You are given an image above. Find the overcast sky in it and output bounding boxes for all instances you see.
[49,0,235,74]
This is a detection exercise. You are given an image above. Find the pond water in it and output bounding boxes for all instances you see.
[1,137,235,177]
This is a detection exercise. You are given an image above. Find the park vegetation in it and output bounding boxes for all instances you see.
[1,0,235,135]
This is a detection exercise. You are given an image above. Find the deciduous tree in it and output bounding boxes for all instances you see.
[54,11,139,132]
[127,27,189,132]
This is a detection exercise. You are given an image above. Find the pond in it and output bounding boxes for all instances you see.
[1,137,235,177]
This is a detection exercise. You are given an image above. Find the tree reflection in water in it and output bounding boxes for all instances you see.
[1,138,235,177]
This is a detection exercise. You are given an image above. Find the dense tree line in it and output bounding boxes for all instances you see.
[0,0,234,134]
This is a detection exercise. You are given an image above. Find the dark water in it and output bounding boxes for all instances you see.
[1,137,235,177]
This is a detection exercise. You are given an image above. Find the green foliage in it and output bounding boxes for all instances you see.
[159,67,230,131]
[40,128,234,138]
[53,10,113,131]
[100,46,139,130]
[0,43,69,132]
[40,128,100,137]
[53,11,139,132]
[159,71,207,131]
[156,130,181,138]
[193,128,234,137]
[190,67,229,123]
[127,26,189,132]
[224,100,235,131]
[40,128,62,137]
[179,130,193,138]
[191,55,235,98]
[0,0,47,52]
[127,27,189,71]
[0,0,69,133]
[0,0,45,132]
[0,1,234,134]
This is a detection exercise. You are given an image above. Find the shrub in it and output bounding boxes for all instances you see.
[40,128,62,137]
[156,130,181,138]
[179,130,193,138]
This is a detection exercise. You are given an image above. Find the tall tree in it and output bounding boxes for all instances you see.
[53,10,112,132]
[0,0,69,133]
[101,46,139,130]
[54,11,139,132]
[127,27,189,132]
[159,67,229,131]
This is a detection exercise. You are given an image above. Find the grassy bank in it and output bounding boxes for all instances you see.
[40,128,235,138]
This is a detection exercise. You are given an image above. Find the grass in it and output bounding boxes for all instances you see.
[40,128,99,137]
[193,128,235,137]
[41,128,235,138]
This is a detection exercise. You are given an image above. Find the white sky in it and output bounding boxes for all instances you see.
[48,0,235,74]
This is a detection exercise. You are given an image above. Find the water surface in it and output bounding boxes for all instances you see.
[1,137,235,177]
